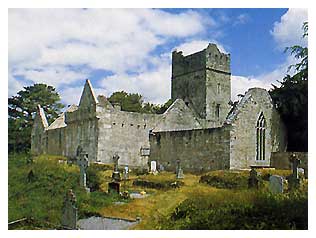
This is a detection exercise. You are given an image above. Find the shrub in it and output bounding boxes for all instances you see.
[163,189,307,230]
[133,179,184,190]
[199,170,249,189]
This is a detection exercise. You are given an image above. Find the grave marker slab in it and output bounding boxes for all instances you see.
[269,175,284,194]
[61,189,78,229]
[150,161,157,172]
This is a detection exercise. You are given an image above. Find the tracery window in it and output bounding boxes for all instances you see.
[256,112,266,160]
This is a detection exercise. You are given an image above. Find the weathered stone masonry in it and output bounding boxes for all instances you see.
[31,43,287,171]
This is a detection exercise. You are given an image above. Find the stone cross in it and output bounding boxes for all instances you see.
[176,159,184,179]
[248,167,259,189]
[78,152,89,191]
[269,175,284,194]
[112,153,121,181]
[290,153,301,179]
[61,189,78,229]
[288,153,301,190]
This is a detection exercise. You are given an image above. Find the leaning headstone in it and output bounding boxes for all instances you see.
[77,152,90,192]
[269,175,284,194]
[176,159,184,179]
[112,153,121,182]
[248,167,259,189]
[61,189,78,229]
[27,169,35,182]
[108,182,120,194]
[150,161,157,173]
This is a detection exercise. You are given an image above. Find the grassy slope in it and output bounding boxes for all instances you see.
[8,154,122,229]
[9,153,307,230]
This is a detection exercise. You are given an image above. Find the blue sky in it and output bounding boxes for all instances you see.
[8,8,308,105]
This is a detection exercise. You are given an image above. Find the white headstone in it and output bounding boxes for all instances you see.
[150,161,157,172]
[269,175,284,194]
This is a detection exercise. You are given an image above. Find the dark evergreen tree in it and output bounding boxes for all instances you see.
[269,22,308,151]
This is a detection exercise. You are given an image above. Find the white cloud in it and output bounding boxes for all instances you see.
[271,8,308,49]
[231,55,298,102]
[174,40,228,56]
[8,9,210,102]
[99,54,171,104]
[233,14,250,26]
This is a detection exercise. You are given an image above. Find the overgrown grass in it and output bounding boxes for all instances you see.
[161,187,307,230]
[8,153,123,229]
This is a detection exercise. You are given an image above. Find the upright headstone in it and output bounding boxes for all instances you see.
[61,189,78,229]
[176,159,184,179]
[112,153,121,182]
[248,167,259,189]
[269,175,284,194]
[123,166,129,180]
[150,161,157,173]
[77,152,90,192]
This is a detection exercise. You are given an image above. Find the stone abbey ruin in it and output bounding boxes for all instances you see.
[31,43,287,172]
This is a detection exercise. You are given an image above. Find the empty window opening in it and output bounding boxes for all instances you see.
[217,83,221,94]
[256,112,266,161]
[215,104,220,119]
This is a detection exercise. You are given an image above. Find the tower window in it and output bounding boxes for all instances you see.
[215,104,220,119]
[256,112,266,161]
[217,83,221,94]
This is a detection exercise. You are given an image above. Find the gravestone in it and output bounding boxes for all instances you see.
[269,175,284,194]
[176,159,184,179]
[159,164,165,171]
[27,169,35,182]
[248,167,259,189]
[288,153,301,190]
[150,161,157,173]
[108,182,120,194]
[61,189,78,229]
[112,153,121,182]
[77,152,90,192]
[123,166,129,180]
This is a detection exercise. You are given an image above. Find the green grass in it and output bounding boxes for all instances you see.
[8,153,124,229]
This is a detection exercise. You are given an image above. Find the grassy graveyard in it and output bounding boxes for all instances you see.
[8,153,308,230]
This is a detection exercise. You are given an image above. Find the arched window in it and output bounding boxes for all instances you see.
[256,112,266,160]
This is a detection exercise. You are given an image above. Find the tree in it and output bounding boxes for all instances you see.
[108,91,143,112]
[269,22,308,152]
[108,90,174,114]
[8,84,64,152]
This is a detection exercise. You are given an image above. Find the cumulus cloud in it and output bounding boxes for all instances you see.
[99,54,171,104]
[271,8,308,49]
[233,13,250,26]
[8,8,209,103]
[231,55,298,101]
[174,40,228,56]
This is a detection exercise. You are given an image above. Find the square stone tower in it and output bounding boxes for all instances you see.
[171,43,231,126]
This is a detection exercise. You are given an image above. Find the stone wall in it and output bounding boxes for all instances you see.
[149,126,231,173]
[271,152,308,175]
[96,106,160,167]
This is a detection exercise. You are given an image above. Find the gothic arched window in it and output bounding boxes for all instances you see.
[256,112,266,160]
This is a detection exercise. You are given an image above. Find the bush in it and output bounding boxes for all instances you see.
[133,179,184,190]
[258,169,292,181]
[199,170,249,189]
[163,189,307,230]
